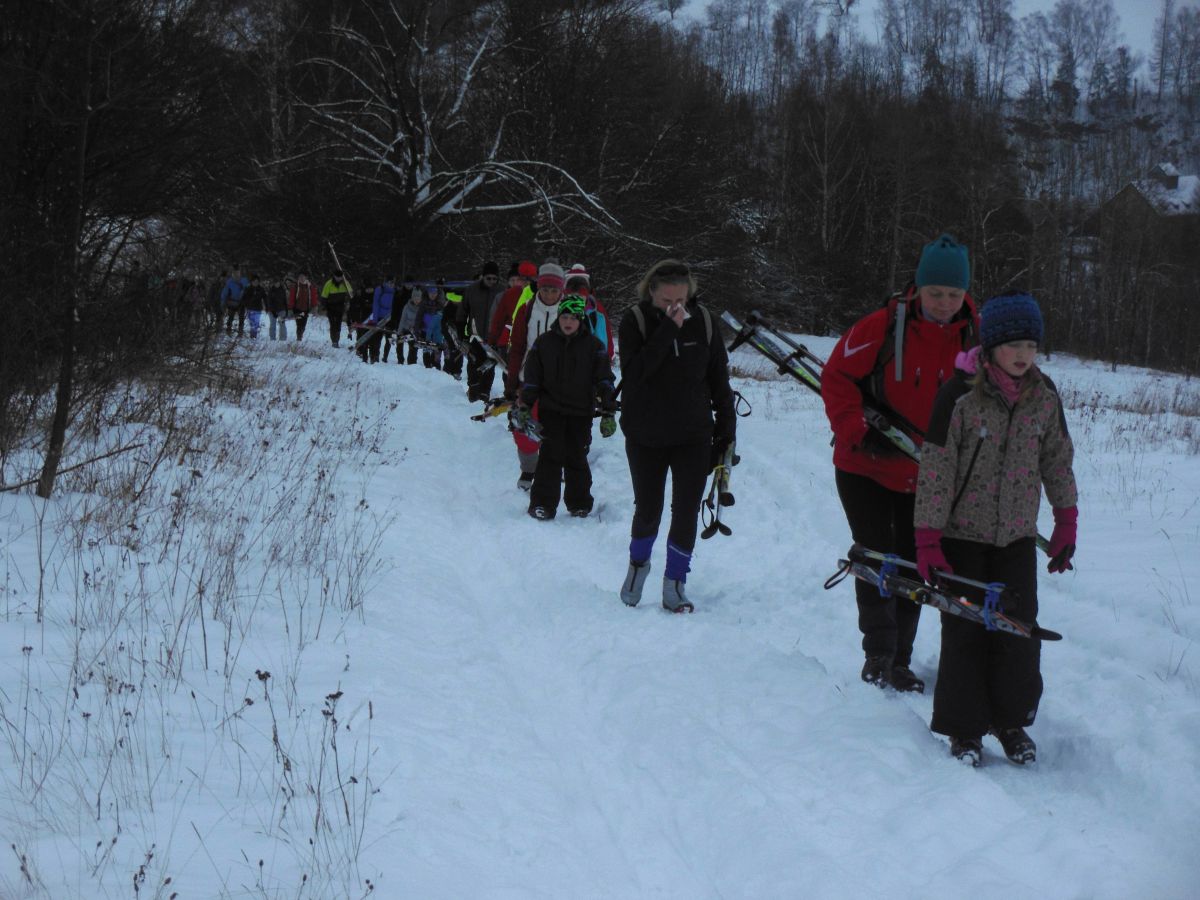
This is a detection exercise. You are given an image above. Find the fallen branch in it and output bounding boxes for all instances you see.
[0,442,146,494]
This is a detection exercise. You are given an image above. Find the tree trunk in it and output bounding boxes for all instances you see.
[36,34,91,500]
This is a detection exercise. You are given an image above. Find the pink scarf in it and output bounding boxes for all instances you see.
[985,362,1024,407]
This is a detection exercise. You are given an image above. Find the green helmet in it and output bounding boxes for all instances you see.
[557,294,587,318]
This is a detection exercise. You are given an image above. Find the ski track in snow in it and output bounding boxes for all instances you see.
[2,337,1198,899]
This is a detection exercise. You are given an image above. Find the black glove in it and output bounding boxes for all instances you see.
[710,432,733,469]
[860,427,904,458]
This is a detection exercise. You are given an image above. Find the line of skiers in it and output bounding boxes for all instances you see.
[188,237,1080,770]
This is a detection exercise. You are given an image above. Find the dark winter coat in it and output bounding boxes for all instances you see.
[241,284,266,312]
[618,299,735,448]
[915,366,1077,547]
[459,279,504,339]
[520,323,616,417]
[266,285,288,314]
[347,291,372,326]
[822,287,979,493]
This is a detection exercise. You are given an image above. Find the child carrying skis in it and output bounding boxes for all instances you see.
[518,294,617,520]
[914,293,1078,767]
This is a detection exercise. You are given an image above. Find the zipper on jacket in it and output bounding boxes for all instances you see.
[949,425,988,516]
[674,339,679,357]
[915,367,921,388]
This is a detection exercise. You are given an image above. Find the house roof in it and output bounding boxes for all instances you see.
[1132,173,1200,216]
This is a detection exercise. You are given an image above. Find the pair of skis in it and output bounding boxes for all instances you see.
[723,309,919,457]
[722,309,1050,556]
[825,544,1063,641]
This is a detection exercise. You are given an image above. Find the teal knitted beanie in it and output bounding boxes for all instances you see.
[915,234,970,290]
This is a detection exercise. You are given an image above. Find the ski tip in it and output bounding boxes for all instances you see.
[1033,626,1064,641]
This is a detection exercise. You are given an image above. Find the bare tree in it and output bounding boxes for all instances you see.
[293,0,620,235]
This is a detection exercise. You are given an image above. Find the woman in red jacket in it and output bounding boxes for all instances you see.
[821,234,980,693]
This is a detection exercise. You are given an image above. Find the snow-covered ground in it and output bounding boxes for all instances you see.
[1,331,1197,899]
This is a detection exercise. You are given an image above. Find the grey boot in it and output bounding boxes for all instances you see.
[662,577,694,613]
[620,561,651,607]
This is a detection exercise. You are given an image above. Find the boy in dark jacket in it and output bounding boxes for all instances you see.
[519,294,617,520]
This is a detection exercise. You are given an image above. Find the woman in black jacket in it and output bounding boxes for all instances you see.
[617,259,735,613]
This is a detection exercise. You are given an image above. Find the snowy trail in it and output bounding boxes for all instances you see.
[4,337,1194,898]
[327,346,1199,898]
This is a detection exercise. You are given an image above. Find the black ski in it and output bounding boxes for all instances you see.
[352,314,392,351]
[826,545,1062,641]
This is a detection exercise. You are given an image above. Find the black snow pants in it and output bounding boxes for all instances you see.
[834,468,921,667]
[931,536,1042,740]
[529,409,593,515]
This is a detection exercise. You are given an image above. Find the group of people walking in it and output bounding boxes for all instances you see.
[174,234,1079,769]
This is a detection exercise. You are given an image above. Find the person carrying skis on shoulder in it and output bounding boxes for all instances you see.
[914,293,1077,768]
[320,269,353,347]
[519,294,617,520]
[617,259,735,614]
[459,261,504,401]
[504,262,566,490]
[821,233,980,693]
[289,271,318,341]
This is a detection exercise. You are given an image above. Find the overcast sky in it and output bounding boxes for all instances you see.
[848,0,1165,57]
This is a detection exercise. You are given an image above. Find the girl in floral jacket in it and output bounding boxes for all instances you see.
[914,293,1078,768]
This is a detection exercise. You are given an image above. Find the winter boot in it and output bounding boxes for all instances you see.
[568,507,590,518]
[861,655,893,688]
[620,561,651,607]
[950,736,984,768]
[528,506,554,521]
[517,472,534,492]
[662,577,694,613]
[990,727,1036,765]
[889,664,925,694]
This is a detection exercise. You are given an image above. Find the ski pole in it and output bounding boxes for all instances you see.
[327,241,354,297]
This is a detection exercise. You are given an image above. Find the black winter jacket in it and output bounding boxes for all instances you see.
[267,285,288,314]
[618,299,735,448]
[242,284,266,312]
[520,323,616,417]
[458,280,503,339]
